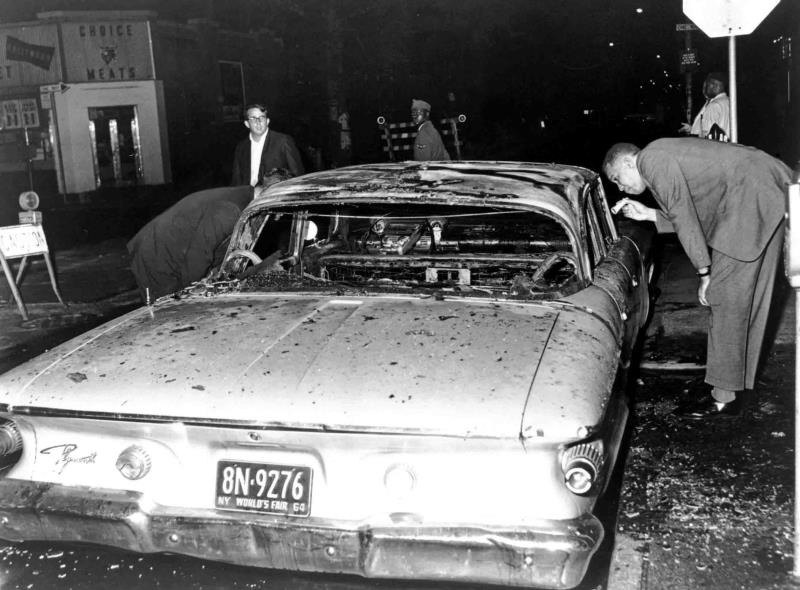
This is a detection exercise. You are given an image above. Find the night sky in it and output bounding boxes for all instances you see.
[1,0,797,167]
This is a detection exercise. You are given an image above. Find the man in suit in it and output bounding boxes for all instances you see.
[603,138,789,420]
[231,103,304,186]
[411,99,450,161]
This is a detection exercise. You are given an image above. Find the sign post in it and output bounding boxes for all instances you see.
[683,0,780,143]
[785,167,800,578]
[676,23,699,126]
[38,83,68,196]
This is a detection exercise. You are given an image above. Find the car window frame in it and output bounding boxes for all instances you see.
[589,179,618,246]
[582,186,606,274]
[228,198,592,293]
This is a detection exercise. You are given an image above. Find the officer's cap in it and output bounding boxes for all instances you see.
[411,99,431,111]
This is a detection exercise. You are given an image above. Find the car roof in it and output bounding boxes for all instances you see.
[248,161,598,222]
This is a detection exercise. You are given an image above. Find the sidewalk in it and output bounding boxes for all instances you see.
[0,238,141,373]
[610,237,798,590]
[641,238,795,363]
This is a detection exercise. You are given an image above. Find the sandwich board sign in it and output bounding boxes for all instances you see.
[0,224,66,320]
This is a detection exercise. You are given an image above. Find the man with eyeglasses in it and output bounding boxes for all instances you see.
[231,104,304,186]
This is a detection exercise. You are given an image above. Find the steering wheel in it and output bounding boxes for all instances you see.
[221,249,262,275]
[530,252,576,287]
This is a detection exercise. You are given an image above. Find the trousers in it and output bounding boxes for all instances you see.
[705,221,785,394]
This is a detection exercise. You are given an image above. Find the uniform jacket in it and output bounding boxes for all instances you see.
[637,138,789,269]
[231,130,305,186]
[127,186,254,300]
[689,93,731,138]
[413,121,450,161]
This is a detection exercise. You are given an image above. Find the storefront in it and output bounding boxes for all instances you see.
[0,11,170,194]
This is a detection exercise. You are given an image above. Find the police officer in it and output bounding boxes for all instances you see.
[411,99,450,161]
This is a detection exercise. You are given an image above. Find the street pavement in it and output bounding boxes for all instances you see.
[0,238,141,373]
[608,239,797,590]
[0,229,796,589]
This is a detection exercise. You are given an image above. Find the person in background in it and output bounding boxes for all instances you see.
[411,99,450,161]
[603,138,788,420]
[679,72,730,141]
[231,103,304,186]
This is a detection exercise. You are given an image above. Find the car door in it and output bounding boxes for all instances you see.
[584,180,653,362]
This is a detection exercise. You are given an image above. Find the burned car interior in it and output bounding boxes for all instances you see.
[222,203,581,298]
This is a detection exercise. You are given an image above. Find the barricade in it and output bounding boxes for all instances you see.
[376,114,467,161]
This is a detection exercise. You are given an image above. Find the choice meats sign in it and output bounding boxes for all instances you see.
[60,20,154,82]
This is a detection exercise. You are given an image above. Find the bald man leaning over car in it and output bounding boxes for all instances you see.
[603,138,788,421]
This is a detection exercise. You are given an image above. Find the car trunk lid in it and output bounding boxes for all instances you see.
[0,294,560,438]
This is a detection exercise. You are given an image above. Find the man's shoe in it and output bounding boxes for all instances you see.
[676,394,742,420]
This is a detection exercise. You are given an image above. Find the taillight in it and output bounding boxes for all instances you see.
[561,441,604,495]
[0,418,23,468]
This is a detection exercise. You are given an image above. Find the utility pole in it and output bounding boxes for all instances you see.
[676,23,698,126]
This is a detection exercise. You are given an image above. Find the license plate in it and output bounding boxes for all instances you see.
[215,460,312,517]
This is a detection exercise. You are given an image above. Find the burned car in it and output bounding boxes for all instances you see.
[0,161,651,589]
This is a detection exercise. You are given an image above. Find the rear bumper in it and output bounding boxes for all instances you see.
[0,478,602,589]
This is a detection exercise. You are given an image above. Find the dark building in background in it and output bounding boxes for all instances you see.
[0,2,797,206]
[0,10,283,198]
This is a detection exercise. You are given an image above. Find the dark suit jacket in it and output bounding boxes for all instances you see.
[231,130,305,186]
[637,138,789,268]
[127,186,254,300]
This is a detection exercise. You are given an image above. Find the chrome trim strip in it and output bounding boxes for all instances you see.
[620,234,642,260]
[0,404,506,439]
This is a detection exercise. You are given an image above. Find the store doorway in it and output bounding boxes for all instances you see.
[88,105,143,188]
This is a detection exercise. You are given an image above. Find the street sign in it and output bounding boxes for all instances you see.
[683,0,780,38]
[38,83,68,94]
[18,191,40,211]
[680,49,698,73]
[675,23,698,32]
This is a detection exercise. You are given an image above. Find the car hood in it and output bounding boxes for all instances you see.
[0,293,595,438]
